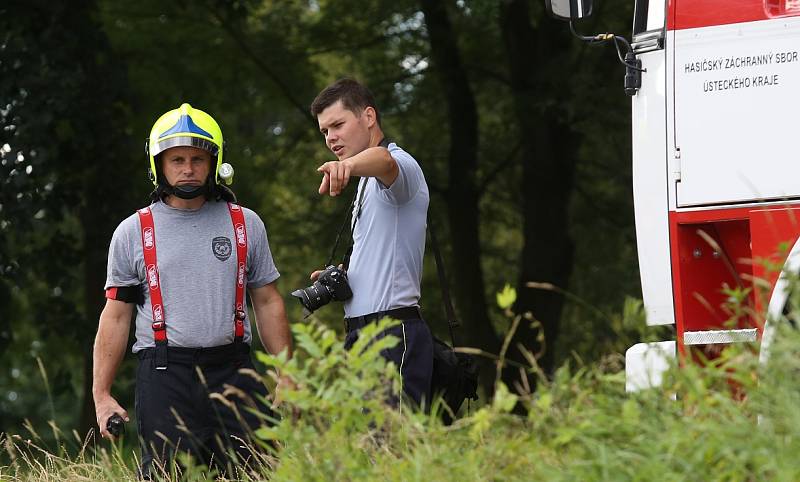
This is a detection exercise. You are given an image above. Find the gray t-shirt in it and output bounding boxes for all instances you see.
[105,200,280,352]
[344,142,429,317]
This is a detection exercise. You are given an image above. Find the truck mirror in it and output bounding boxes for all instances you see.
[545,0,593,21]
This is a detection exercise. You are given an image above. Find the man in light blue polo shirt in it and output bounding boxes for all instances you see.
[309,78,434,407]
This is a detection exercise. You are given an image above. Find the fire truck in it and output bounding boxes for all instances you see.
[546,0,800,389]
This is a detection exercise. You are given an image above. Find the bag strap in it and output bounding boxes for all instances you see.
[379,136,460,347]
[427,212,460,348]
[137,207,168,369]
[227,202,248,343]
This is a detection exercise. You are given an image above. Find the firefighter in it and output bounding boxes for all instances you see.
[92,103,292,477]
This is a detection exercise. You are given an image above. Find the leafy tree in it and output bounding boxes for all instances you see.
[0,0,140,435]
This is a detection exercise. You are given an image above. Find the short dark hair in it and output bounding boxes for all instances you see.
[310,78,381,126]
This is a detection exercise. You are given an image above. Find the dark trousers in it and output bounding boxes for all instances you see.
[344,317,434,408]
[135,343,272,479]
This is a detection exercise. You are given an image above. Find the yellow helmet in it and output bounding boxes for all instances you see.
[145,103,224,187]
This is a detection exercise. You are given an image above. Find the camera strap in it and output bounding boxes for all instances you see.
[328,137,388,270]
[325,181,363,269]
[341,177,367,270]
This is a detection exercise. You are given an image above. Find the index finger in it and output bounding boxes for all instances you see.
[318,172,330,195]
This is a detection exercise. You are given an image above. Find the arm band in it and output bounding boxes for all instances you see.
[105,285,144,305]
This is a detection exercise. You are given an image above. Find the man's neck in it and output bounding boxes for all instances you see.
[164,194,206,210]
[368,127,385,148]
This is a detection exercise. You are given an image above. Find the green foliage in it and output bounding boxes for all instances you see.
[256,317,404,427]
[254,318,413,480]
[10,309,800,480]
[496,284,517,310]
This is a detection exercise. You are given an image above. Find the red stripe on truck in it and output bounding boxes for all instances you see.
[668,0,800,31]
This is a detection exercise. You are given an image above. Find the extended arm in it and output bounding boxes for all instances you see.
[92,298,133,438]
[318,146,399,196]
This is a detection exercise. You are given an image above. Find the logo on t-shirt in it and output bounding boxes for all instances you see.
[212,236,232,261]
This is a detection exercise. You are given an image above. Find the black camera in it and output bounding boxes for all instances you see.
[291,265,353,313]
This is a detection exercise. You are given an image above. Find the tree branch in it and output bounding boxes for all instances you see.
[478,140,521,197]
[208,8,316,128]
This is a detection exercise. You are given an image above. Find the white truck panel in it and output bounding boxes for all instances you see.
[673,17,800,207]
[633,49,675,326]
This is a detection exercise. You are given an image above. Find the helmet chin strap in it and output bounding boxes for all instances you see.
[159,174,213,200]
[171,184,206,199]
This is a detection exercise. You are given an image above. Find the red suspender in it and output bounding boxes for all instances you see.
[137,204,249,356]
[137,207,167,343]
[228,202,248,341]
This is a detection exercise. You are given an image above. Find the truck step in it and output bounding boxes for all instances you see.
[683,328,758,345]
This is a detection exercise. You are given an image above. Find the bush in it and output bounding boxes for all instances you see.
[255,314,800,481]
[6,305,800,480]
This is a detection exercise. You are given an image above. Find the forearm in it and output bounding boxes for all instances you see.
[343,147,397,181]
[254,298,292,357]
[92,310,130,400]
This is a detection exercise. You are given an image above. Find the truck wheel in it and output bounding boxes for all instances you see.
[759,237,800,366]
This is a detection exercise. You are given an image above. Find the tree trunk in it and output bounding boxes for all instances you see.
[499,0,577,389]
[421,0,502,395]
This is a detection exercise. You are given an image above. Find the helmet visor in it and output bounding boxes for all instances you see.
[151,136,220,158]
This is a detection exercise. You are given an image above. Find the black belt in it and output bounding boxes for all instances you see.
[137,342,250,367]
[344,306,421,333]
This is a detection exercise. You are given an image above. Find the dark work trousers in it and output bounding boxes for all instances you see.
[135,342,272,479]
[344,317,434,409]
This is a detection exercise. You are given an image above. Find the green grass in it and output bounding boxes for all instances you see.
[5,303,800,480]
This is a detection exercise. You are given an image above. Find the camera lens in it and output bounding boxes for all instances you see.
[290,280,333,313]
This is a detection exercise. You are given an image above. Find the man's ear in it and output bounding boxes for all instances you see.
[363,106,377,128]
